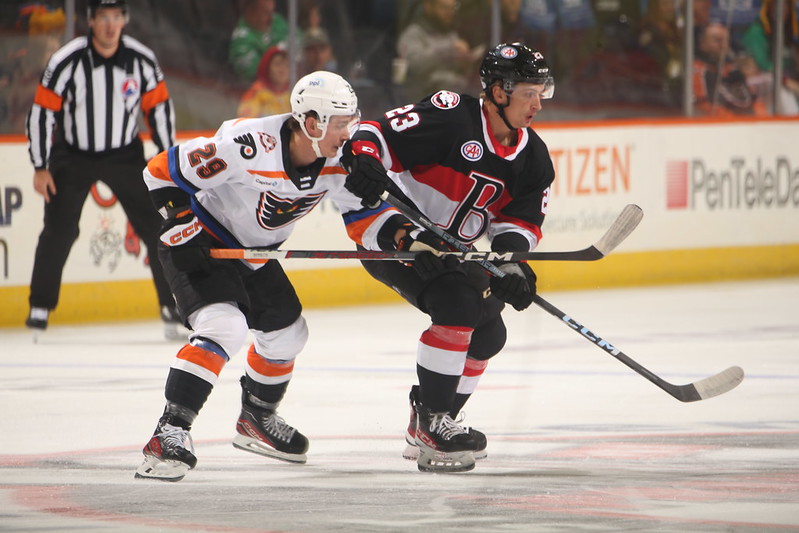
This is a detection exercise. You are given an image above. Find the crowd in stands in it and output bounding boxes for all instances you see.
[1,0,798,133]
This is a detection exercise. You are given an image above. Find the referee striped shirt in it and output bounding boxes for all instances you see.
[26,34,176,169]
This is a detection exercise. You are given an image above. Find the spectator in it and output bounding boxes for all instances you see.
[229,0,290,83]
[637,0,684,98]
[693,22,766,116]
[741,0,799,113]
[299,28,338,77]
[3,4,64,133]
[458,0,541,50]
[693,0,713,42]
[396,0,484,101]
[237,45,291,117]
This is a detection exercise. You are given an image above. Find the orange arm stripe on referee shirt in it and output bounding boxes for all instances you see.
[141,80,169,112]
[33,84,63,112]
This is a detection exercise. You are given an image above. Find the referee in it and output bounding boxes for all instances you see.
[25,0,182,339]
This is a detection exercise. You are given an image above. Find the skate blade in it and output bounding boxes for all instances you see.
[134,456,190,482]
[403,441,487,461]
[417,449,475,473]
[232,434,307,464]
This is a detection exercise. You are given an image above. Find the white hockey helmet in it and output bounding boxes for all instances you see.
[291,71,359,157]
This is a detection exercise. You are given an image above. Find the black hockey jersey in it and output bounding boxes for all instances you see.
[355,90,554,250]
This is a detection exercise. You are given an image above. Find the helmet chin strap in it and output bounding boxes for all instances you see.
[299,118,327,159]
[487,84,516,131]
[496,100,516,131]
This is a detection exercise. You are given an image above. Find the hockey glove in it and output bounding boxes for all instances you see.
[159,210,211,273]
[413,251,462,281]
[395,227,458,280]
[490,262,537,311]
[396,228,448,254]
[341,139,388,208]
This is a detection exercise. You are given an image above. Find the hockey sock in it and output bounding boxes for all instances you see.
[451,357,488,417]
[245,344,293,405]
[164,341,229,417]
[416,325,473,412]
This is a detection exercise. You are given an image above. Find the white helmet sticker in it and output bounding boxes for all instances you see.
[500,46,518,59]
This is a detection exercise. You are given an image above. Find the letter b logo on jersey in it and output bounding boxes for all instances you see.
[449,172,503,242]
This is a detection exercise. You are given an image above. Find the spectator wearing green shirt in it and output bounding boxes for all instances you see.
[229,0,291,82]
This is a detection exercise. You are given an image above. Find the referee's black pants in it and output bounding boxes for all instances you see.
[29,139,173,311]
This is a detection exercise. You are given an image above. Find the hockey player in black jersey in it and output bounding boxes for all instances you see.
[342,43,556,473]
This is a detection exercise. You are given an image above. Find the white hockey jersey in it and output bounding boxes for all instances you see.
[144,113,398,269]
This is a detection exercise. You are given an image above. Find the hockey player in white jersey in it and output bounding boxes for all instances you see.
[134,71,431,481]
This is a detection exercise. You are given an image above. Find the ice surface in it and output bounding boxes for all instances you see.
[1,279,797,532]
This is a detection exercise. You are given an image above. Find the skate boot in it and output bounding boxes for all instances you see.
[402,385,487,461]
[161,305,190,341]
[415,401,477,473]
[232,378,309,463]
[26,307,49,343]
[135,415,197,482]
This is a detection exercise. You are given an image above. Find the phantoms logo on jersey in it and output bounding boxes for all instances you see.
[259,132,277,153]
[666,157,799,210]
[431,91,460,109]
[256,192,325,229]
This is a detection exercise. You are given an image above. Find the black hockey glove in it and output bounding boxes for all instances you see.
[413,251,462,281]
[395,227,458,280]
[159,210,211,273]
[396,228,448,254]
[490,262,537,311]
[341,139,388,208]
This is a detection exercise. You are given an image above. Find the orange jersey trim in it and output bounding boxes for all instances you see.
[141,80,169,112]
[176,344,226,376]
[344,210,383,246]
[248,170,291,179]
[147,150,171,181]
[33,84,63,112]
[247,166,346,180]
[247,345,295,377]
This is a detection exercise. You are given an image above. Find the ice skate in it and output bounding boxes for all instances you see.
[25,307,49,343]
[135,415,197,482]
[402,385,487,461]
[161,305,190,341]
[232,378,309,463]
[414,401,477,473]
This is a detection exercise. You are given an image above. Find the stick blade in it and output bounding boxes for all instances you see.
[594,204,644,256]
[671,366,745,402]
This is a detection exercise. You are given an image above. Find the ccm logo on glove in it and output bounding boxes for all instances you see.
[351,140,381,160]
[160,217,202,246]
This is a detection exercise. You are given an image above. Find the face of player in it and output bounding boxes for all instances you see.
[317,114,359,158]
[89,8,126,57]
[503,82,547,128]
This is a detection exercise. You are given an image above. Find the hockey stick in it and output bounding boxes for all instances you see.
[380,191,744,402]
[208,202,643,262]
[532,295,745,402]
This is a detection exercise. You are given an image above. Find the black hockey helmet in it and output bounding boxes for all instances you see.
[480,42,554,98]
[88,0,128,18]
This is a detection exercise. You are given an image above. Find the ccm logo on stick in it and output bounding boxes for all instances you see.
[562,315,620,355]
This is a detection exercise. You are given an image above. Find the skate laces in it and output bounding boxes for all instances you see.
[262,413,296,443]
[453,411,473,430]
[429,413,468,440]
[159,423,194,454]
